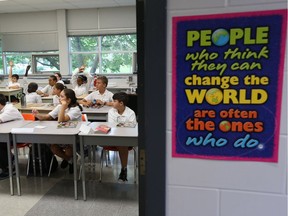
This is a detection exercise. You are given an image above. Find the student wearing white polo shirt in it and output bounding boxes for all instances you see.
[8,61,21,90]
[36,75,57,97]
[0,94,24,179]
[26,82,42,103]
[32,89,82,174]
[79,76,113,107]
[71,65,93,96]
[54,72,65,85]
[71,74,88,96]
[107,92,137,182]
[52,83,66,106]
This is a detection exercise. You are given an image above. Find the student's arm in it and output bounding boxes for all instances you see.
[8,61,13,81]
[36,85,49,97]
[71,69,79,88]
[58,102,70,122]
[32,109,53,121]
[79,98,92,107]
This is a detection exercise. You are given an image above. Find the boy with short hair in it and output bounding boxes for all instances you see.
[0,94,24,179]
[108,92,137,182]
[80,76,114,107]
[8,61,20,89]
[36,75,57,97]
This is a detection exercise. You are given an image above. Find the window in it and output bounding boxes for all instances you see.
[5,52,31,75]
[69,34,137,74]
[1,51,59,75]
[32,54,60,73]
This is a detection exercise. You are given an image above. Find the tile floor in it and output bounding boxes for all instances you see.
[0,147,138,216]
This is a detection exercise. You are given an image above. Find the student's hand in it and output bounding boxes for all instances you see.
[9,61,14,67]
[96,99,104,106]
[60,99,69,107]
[32,109,39,115]
[79,65,85,73]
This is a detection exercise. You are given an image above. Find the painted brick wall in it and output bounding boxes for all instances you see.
[166,1,287,215]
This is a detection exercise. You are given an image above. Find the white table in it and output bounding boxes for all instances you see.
[11,120,88,199]
[0,88,22,102]
[16,103,55,114]
[82,106,112,121]
[78,122,138,200]
[0,120,32,195]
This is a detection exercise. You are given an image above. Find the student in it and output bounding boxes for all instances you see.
[54,72,65,85]
[71,65,93,95]
[26,82,42,103]
[52,83,66,106]
[36,75,57,97]
[71,74,88,96]
[108,92,137,182]
[8,61,20,89]
[0,94,24,179]
[32,89,82,173]
[80,76,113,107]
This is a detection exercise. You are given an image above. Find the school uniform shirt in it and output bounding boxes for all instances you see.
[48,104,82,121]
[73,84,88,97]
[8,81,21,88]
[57,80,65,85]
[53,95,60,106]
[26,92,42,103]
[108,106,136,125]
[0,103,24,123]
[71,69,93,93]
[40,85,53,95]
[84,89,113,103]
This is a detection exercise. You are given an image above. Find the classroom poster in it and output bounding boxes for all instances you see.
[172,10,287,162]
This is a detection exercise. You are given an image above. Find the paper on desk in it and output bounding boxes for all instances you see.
[34,125,47,129]
[11,128,34,133]
[79,123,92,134]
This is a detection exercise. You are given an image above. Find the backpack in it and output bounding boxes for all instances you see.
[27,144,58,176]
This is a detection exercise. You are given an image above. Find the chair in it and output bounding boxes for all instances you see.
[99,146,137,183]
[48,114,87,177]
[19,113,35,175]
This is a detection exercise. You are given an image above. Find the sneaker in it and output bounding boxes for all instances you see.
[60,160,68,169]
[118,168,128,182]
[69,163,73,174]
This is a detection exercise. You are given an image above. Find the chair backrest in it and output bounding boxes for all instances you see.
[81,114,88,122]
[22,113,35,121]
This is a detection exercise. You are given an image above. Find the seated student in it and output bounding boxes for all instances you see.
[71,73,88,97]
[54,72,65,85]
[0,94,24,179]
[26,82,42,103]
[32,89,82,173]
[108,92,137,182]
[8,61,20,90]
[79,76,113,107]
[52,83,66,106]
[36,75,57,97]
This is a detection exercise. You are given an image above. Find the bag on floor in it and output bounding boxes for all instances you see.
[27,144,58,176]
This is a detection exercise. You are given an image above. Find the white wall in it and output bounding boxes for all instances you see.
[166,1,287,216]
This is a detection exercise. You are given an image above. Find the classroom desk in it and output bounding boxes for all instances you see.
[0,88,22,102]
[0,120,32,195]
[11,121,86,199]
[42,94,87,103]
[16,103,55,114]
[82,106,112,121]
[79,122,138,200]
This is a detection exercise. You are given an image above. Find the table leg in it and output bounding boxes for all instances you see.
[73,137,78,200]
[80,136,86,201]
[7,135,14,195]
[12,134,21,196]
[37,144,43,177]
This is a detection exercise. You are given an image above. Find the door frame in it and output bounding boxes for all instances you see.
[137,0,167,215]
